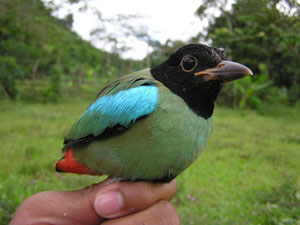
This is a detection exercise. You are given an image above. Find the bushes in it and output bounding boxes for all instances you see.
[0,56,23,99]
[44,65,63,102]
[217,63,298,110]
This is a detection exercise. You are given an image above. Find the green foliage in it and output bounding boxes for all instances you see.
[218,64,273,109]
[0,0,141,102]
[0,101,299,224]
[0,56,23,99]
[43,65,63,102]
[15,65,64,102]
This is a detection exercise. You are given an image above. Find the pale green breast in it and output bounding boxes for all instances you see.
[146,86,214,174]
[73,82,214,181]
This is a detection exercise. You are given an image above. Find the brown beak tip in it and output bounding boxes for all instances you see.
[248,69,254,76]
[242,64,253,76]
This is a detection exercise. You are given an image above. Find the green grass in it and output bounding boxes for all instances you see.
[0,100,300,225]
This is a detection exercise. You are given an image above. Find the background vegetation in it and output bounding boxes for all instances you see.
[0,0,299,224]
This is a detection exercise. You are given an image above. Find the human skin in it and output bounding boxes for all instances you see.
[10,178,180,225]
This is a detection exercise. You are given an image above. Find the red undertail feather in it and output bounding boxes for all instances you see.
[56,148,96,175]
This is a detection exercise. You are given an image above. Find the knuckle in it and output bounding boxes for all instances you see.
[172,179,178,190]
[160,200,173,213]
[171,212,181,225]
[140,182,157,202]
[158,201,181,225]
[145,180,178,202]
[168,179,178,199]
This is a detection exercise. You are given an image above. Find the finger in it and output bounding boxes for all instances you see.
[101,200,181,225]
[90,179,177,219]
[10,189,105,225]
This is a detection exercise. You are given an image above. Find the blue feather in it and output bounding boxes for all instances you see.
[70,85,159,139]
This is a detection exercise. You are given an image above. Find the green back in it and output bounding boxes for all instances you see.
[95,69,154,98]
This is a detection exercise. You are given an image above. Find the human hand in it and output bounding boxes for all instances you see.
[10,178,179,225]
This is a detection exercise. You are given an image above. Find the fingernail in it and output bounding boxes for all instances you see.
[94,191,124,217]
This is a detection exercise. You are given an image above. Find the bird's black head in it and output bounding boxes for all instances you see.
[151,44,252,119]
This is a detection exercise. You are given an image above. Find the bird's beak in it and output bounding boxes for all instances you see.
[194,60,253,82]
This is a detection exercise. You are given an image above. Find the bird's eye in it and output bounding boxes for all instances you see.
[181,56,197,72]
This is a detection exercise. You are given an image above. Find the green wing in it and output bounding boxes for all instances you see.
[64,69,158,144]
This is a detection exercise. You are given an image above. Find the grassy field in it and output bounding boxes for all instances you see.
[0,99,300,225]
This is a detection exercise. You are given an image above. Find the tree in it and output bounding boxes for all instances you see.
[0,0,133,100]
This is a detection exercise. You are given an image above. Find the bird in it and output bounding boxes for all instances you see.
[56,44,252,182]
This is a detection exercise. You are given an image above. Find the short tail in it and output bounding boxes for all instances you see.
[56,148,96,175]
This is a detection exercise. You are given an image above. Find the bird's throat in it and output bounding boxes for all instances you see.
[151,69,221,119]
[182,87,217,119]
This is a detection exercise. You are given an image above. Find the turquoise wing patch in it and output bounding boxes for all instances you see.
[67,85,159,140]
